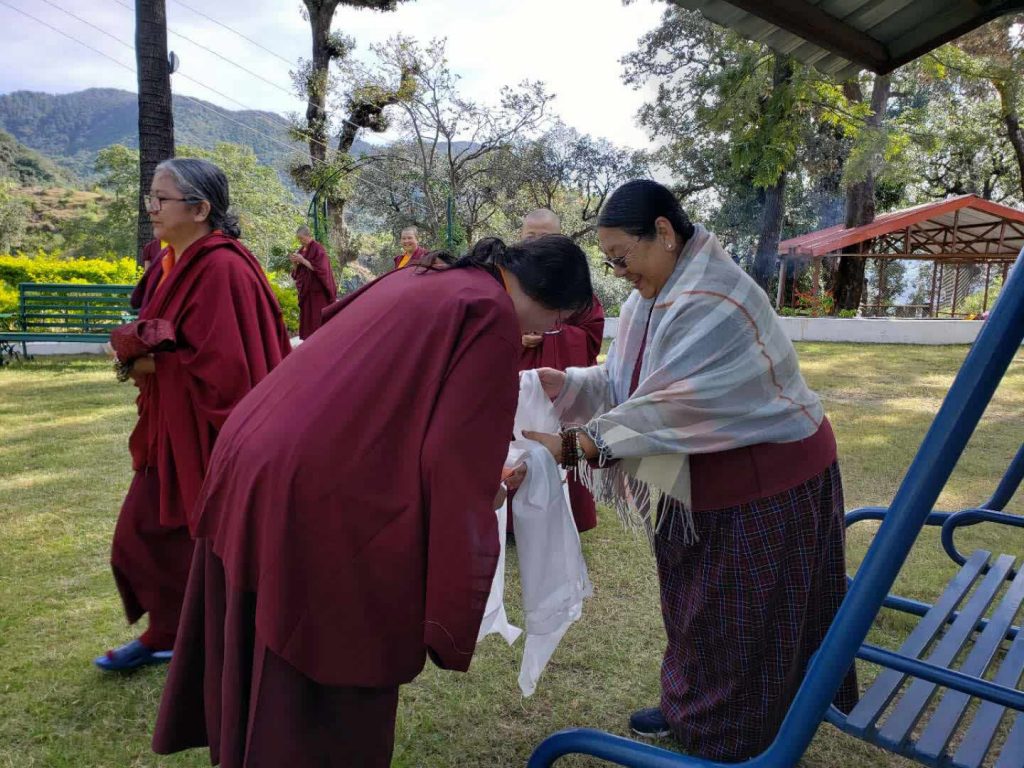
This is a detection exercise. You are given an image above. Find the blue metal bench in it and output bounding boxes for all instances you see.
[845,443,1024,643]
[528,249,1024,768]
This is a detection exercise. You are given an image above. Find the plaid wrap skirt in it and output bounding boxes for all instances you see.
[655,460,858,761]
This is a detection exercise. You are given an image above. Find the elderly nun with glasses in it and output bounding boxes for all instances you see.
[95,158,291,672]
[523,179,858,761]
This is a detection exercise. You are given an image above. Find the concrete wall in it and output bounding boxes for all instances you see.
[776,317,983,345]
[15,337,307,357]
[603,316,985,345]
[18,341,109,356]
[10,322,983,355]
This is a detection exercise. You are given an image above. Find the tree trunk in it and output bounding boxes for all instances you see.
[329,202,355,263]
[814,124,848,294]
[753,177,787,291]
[833,175,875,311]
[135,0,174,263]
[751,54,793,293]
[304,0,339,167]
[833,74,891,313]
[1002,109,1024,200]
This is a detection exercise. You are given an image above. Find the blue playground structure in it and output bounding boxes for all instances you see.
[529,249,1024,768]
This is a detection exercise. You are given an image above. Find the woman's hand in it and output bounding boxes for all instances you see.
[502,463,527,491]
[534,368,567,400]
[493,483,508,510]
[521,333,543,349]
[522,431,562,464]
[128,354,156,383]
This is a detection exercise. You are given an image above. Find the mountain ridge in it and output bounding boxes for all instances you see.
[0,88,373,180]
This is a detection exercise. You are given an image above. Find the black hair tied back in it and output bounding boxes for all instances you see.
[449,235,592,312]
[597,179,695,245]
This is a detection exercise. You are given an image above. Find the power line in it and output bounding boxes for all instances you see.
[0,0,432,217]
[23,0,315,167]
[169,0,294,67]
[108,0,432,214]
[0,0,135,72]
[37,0,306,153]
[111,0,374,142]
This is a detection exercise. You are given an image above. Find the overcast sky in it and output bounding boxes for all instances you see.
[0,0,665,148]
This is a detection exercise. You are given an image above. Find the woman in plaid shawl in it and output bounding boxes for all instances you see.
[526,180,857,761]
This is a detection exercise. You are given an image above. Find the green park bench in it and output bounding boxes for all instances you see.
[0,282,137,363]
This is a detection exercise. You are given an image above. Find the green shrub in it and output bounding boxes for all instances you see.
[267,271,300,334]
[0,281,17,329]
[957,276,1002,317]
[267,244,295,274]
[0,252,302,336]
[0,251,139,286]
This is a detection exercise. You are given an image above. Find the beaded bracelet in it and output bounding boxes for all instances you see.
[113,357,133,383]
[559,428,585,471]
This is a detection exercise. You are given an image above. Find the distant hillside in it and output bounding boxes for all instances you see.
[14,185,107,241]
[0,130,69,185]
[0,88,372,179]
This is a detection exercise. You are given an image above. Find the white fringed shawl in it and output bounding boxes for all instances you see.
[553,225,824,543]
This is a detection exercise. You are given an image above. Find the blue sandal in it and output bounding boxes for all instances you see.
[93,639,172,672]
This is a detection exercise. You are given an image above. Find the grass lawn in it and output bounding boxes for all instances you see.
[1,344,1022,767]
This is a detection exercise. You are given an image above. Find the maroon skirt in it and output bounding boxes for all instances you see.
[153,540,400,767]
[111,468,194,649]
[655,461,858,761]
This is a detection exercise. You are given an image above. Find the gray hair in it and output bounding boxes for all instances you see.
[400,225,419,238]
[296,225,312,237]
[155,158,241,238]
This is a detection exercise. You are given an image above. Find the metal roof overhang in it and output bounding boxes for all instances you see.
[672,0,1024,79]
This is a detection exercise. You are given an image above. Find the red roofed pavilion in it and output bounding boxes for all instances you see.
[776,195,1024,317]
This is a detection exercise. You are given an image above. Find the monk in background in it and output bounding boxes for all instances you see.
[290,225,337,340]
[392,225,429,269]
[96,158,291,672]
[518,209,605,532]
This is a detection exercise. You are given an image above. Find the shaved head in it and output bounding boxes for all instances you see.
[296,224,314,244]
[521,209,561,241]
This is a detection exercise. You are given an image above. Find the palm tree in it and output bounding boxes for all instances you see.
[135,0,175,263]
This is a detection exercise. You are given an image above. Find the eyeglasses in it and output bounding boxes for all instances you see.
[145,195,189,212]
[601,237,640,274]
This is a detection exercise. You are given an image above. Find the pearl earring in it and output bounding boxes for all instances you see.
[666,242,674,250]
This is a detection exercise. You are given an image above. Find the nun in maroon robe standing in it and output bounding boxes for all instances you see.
[516,209,605,532]
[96,158,291,673]
[289,225,337,339]
[152,235,593,767]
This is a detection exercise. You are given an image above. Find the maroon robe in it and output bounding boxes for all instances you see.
[518,294,605,532]
[154,265,519,766]
[290,239,337,340]
[130,241,165,311]
[110,232,291,650]
[392,245,429,270]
